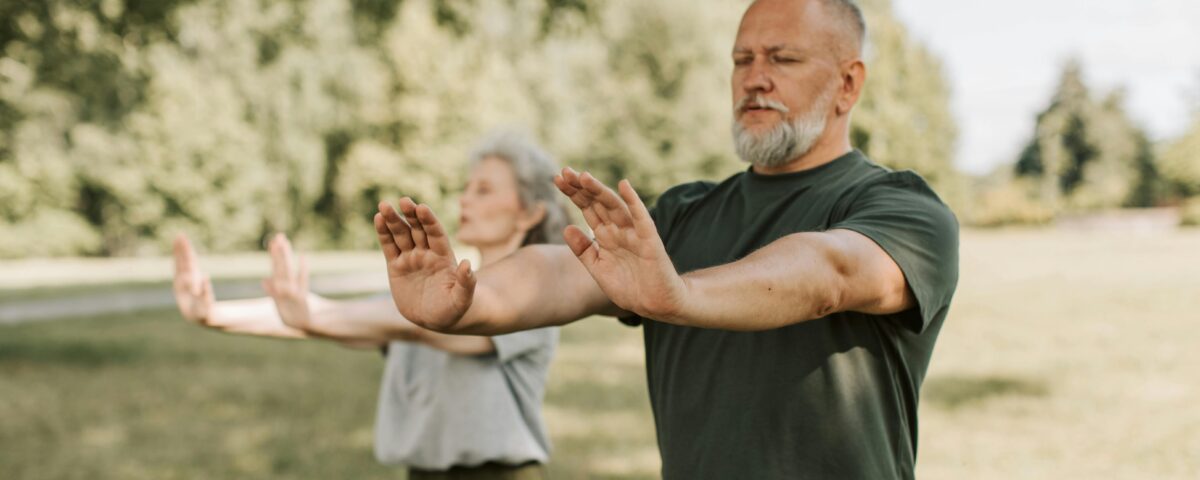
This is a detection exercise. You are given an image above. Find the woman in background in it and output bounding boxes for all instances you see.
[173,132,568,479]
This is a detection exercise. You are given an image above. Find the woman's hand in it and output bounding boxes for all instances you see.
[172,234,216,325]
[261,234,318,331]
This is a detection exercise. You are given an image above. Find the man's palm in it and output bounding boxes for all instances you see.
[376,199,475,330]
[555,170,686,320]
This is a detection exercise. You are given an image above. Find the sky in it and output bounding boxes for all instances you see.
[891,0,1200,174]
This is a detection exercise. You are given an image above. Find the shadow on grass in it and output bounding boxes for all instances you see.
[923,374,1049,409]
[0,339,149,368]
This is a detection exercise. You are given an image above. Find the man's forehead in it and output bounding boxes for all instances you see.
[733,24,820,53]
[735,1,824,48]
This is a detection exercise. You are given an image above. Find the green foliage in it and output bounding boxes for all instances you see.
[965,174,1055,228]
[1013,60,1161,211]
[854,0,959,194]
[1180,197,1200,227]
[1158,112,1200,198]
[0,0,961,257]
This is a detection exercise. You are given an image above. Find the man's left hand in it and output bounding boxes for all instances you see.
[553,168,689,321]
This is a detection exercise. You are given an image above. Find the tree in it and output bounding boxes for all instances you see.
[854,0,959,196]
[0,0,962,257]
[1014,60,1158,211]
[1159,112,1200,199]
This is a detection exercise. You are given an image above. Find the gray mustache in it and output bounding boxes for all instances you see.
[735,94,790,114]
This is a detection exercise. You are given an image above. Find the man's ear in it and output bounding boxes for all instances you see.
[837,59,866,116]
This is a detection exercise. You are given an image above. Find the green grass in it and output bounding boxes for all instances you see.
[2,230,1199,479]
[0,309,654,479]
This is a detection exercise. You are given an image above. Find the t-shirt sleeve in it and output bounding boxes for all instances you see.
[829,171,960,333]
[491,327,558,363]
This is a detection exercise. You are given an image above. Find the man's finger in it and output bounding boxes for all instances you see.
[562,189,604,232]
[563,225,596,260]
[416,204,453,257]
[581,172,633,227]
[561,167,584,190]
[618,179,657,236]
[379,201,416,252]
[554,172,580,197]
[398,198,429,250]
[557,169,601,214]
[454,259,476,292]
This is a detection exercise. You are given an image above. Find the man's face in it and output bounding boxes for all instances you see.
[731,0,842,142]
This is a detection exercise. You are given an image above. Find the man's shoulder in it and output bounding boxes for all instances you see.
[826,155,957,231]
[649,177,732,238]
[841,156,948,210]
[657,179,723,204]
[652,179,722,218]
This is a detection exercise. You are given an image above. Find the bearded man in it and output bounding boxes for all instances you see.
[370,0,959,478]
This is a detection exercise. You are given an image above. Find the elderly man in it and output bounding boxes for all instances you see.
[373,0,958,478]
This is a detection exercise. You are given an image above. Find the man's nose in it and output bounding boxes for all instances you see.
[742,60,773,94]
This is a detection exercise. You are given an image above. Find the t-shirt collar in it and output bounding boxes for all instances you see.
[742,149,866,187]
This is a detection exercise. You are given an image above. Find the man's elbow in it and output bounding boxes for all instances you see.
[807,281,844,321]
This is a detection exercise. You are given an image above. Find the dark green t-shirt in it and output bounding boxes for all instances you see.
[627,150,959,480]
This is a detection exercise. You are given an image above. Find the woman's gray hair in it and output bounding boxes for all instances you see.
[468,131,571,246]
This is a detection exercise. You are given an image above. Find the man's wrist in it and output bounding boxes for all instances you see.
[645,275,697,326]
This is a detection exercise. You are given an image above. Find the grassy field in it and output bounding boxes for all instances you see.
[1,229,1198,479]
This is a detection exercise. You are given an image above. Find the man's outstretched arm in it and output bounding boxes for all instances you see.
[375,198,619,335]
[553,168,918,331]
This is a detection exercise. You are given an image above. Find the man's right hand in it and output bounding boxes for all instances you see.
[172,234,215,325]
[375,198,476,331]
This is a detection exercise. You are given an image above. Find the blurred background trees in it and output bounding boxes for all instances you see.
[2,0,1196,258]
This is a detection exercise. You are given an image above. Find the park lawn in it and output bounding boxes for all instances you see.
[2,229,1199,479]
[0,309,655,480]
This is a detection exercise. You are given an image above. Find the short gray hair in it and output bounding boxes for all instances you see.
[468,131,570,246]
[752,0,866,55]
[819,0,867,54]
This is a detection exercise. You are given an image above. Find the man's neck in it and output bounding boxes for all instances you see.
[751,131,852,176]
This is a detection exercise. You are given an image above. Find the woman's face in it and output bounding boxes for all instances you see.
[456,156,540,249]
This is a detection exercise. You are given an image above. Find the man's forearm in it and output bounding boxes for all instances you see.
[449,245,618,335]
[664,231,913,331]
[668,236,836,331]
[666,231,906,331]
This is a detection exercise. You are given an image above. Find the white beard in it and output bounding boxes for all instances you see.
[732,90,834,169]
